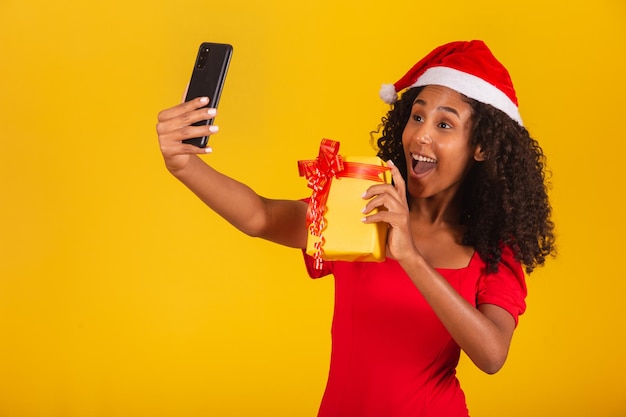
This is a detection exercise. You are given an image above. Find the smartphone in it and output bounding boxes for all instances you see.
[182,42,233,148]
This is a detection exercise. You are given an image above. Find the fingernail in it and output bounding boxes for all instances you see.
[200,97,209,103]
[209,125,219,133]
[207,108,216,116]
[387,159,395,166]
[204,146,213,153]
[361,206,367,213]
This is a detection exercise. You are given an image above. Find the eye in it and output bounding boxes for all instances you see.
[438,121,452,129]
[412,114,424,122]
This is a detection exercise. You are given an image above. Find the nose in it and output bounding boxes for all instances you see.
[417,134,432,144]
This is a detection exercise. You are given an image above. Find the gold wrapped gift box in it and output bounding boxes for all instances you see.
[298,139,391,268]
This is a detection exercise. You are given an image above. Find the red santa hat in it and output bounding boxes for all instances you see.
[379,40,523,125]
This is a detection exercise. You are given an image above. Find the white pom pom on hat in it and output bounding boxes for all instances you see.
[379,83,398,104]
[379,40,523,125]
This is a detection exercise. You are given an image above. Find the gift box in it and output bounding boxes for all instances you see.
[298,139,391,269]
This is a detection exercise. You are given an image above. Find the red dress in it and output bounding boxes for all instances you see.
[303,247,527,417]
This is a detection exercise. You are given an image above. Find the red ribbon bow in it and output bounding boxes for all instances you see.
[298,139,390,269]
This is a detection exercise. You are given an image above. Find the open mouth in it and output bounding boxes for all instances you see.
[411,153,437,175]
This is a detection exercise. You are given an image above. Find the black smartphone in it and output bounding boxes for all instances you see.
[182,42,233,148]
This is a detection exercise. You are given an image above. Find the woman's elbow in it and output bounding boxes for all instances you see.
[476,349,509,375]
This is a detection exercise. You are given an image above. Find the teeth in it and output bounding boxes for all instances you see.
[412,154,437,163]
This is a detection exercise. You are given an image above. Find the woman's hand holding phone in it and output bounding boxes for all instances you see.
[156,97,219,174]
[156,42,232,173]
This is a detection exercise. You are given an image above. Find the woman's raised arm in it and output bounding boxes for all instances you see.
[156,97,308,248]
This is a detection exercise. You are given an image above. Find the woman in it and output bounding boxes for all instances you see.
[156,40,555,416]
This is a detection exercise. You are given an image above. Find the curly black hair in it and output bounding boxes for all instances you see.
[373,86,556,274]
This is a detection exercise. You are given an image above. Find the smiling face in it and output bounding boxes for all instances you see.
[402,85,483,202]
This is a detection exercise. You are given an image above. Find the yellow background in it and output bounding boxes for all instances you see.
[1,0,624,416]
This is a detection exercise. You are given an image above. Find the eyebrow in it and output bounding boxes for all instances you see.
[413,98,460,118]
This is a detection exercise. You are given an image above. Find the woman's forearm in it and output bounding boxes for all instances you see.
[172,155,308,248]
[400,255,516,374]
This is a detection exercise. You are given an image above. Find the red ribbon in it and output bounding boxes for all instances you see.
[298,139,390,269]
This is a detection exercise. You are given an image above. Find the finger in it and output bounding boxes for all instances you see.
[157,96,211,123]
[362,209,399,225]
[157,122,219,150]
[360,160,405,200]
[182,144,214,155]
[160,134,215,157]
[156,107,217,137]
[362,201,407,228]
[362,192,403,218]
[174,124,220,143]
[362,183,395,200]
[387,160,408,204]
[171,107,218,131]
[362,178,406,211]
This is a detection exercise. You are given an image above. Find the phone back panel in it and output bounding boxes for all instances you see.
[183,42,233,147]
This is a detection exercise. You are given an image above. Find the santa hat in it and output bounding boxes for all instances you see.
[379,40,523,125]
